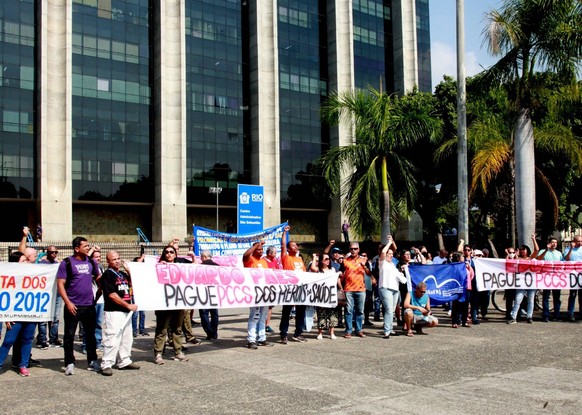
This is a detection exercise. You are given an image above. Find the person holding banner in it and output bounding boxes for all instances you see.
[403,282,439,336]
[198,250,220,340]
[153,246,189,364]
[378,237,406,339]
[0,321,36,377]
[279,225,308,344]
[508,243,537,325]
[565,236,582,322]
[243,241,274,349]
[100,251,140,376]
[313,252,341,340]
[450,252,472,328]
[537,237,564,322]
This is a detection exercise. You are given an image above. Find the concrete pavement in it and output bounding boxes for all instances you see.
[1,307,582,414]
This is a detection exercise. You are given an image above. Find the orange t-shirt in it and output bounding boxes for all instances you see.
[244,255,269,269]
[341,256,366,292]
[281,254,306,272]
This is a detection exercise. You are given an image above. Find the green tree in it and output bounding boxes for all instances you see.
[319,87,442,243]
[481,0,581,245]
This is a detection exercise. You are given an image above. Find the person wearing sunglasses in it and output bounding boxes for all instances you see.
[153,246,189,365]
[339,242,370,338]
[40,246,64,347]
[403,282,438,337]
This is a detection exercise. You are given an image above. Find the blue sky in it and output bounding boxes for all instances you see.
[429,0,502,89]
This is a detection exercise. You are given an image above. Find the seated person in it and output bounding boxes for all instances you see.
[403,282,438,336]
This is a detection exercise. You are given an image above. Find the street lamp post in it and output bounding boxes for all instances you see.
[209,182,223,231]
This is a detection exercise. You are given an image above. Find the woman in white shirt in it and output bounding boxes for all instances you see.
[378,236,407,339]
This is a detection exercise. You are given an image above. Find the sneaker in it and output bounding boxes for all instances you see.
[542,317,550,322]
[154,354,164,365]
[265,326,274,333]
[291,335,307,343]
[526,318,534,324]
[330,334,337,340]
[187,338,201,346]
[173,353,189,362]
[569,315,576,323]
[65,363,75,376]
[38,342,49,350]
[133,332,138,338]
[19,367,30,377]
[316,334,323,340]
[28,357,41,367]
[344,333,352,339]
[247,342,258,350]
[119,362,140,370]
[280,336,288,345]
[49,340,63,348]
[507,319,517,325]
[383,334,390,339]
[357,331,367,338]
[257,341,274,347]
[87,360,101,372]
[140,331,150,336]
[101,367,113,376]
[472,319,480,325]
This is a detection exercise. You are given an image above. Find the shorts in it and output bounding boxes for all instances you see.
[404,309,438,325]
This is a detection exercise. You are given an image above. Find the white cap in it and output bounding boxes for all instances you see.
[473,249,483,256]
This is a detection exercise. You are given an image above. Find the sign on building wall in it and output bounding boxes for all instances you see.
[237,184,264,233]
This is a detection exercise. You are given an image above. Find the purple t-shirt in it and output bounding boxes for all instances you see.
[57,256,99,306]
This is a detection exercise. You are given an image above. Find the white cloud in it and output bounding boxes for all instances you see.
[431,41,485,90]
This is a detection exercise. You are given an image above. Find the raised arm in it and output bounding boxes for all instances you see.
[530,234,540,259]
[281,225,290,258]
[243,241,263,262]
[323,239,335,255]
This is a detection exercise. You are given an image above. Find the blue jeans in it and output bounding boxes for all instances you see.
[199,309,219,338]
[567,289,581,317]
[36,322,48,344]
[511,289,535,319]
[49,293,63,343]
[345,291,365,334]
[0,322,36,369]
[543,290,561,319]
[378,288,398,334]
[373,285,381,318]
[132,310,146,335]
[247,306,268,343]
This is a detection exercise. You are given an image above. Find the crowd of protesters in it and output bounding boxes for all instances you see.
[0,226,581,377]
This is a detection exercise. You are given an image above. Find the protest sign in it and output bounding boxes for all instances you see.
[474,258,582,291]
[193,222,288,257]
[0,263,58,322]
[406,263,467,305]
[127,261,338,310]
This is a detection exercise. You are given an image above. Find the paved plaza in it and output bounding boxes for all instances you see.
[1,305,582,414]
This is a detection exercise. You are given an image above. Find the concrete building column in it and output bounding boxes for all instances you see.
[37,0,73,241]
[392,0,419,93]
[152,0,188,241]
[326,0,355,241]
[248,0,281,228]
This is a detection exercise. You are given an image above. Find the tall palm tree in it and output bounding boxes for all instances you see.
[482,0,581,245]
[319,87,442,243]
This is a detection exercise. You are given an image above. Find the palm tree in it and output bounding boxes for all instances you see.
[319,87,442,243]
[481,0,581,245]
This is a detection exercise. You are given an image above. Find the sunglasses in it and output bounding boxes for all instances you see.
[48,251,58,254]
[163,250,176,255]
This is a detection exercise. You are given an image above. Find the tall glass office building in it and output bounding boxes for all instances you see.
[0,0,430,242]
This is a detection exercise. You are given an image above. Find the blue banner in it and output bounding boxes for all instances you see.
[406,263,467,305]
[193,222,288,257]
[237,184,264,233]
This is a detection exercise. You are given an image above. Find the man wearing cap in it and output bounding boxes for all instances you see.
[324,240,342,271]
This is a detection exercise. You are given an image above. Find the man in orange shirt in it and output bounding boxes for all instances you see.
[279,225,308,344]
[243,241,274,349]
[340,242,370,338]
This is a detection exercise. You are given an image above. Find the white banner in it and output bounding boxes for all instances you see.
[474,258,582,291]
[0,263,58,322]
[127,262,339,310]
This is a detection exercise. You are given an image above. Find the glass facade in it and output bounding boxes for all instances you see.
[0,0,35,199]
[353,0,392,92]
[185,0,245,206]
[416,0,431,92]
[278,0,328,208]
[71,0,152,201]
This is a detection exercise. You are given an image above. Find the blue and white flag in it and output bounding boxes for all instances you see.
[406,263,467,305]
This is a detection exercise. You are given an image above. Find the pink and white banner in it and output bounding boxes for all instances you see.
[474,258,582,291]
[127,262,339,310]
[0,263,58,322]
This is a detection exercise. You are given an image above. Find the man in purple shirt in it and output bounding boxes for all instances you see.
[57,236,101,375]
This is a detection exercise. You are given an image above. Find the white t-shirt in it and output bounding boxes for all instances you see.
[378,260,406,291]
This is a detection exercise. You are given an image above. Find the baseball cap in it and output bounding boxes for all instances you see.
[473,249,484,256]
[331,247,342,253]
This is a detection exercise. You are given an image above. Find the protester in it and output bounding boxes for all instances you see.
[131,254,148,337]
[565,235,582,322]
[57,236,101,375]
[340,242,370,338]
[378,236,406,339]
[153,245,189,364]
[100,251,140,376]
[403,282,439,336]
[537,237,564,322]
[450,252,472,328]
[198,250,220,340]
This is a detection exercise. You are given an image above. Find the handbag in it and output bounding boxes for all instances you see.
[337,289,347,307]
